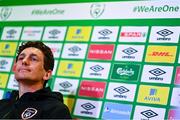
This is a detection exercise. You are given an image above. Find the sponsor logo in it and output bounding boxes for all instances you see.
[0,73,9,88]
[149,68,166,81]
[21,108,37,119]
[114,86,129,98]
[66,26,92,41]
[48,29,61,39]
[121,32,146,37]
[81,102,95,115]
[145,46,177,63]
[168,109,180,120]
[6,29,17,38]
[119,26,148,42]
[122,47,138,56]
[156,29,173,41]
[0,60,8,69]
[68,45,82,55]
[175,67,180,85]
[141,110,158,119]
[21,27,43,40]
[59,81,72,92]
[0,7,12,21]
[111,64,140,81]
[98,29,112,39]
[90,4,105,18]
[170,87,180,107]
[44,43,62,58]
[78,80,106,98]
[102,102,132,119]
[137,85,169,105]
[90,65,104,72]
[0,42,17,56]
[57,60,83,77]
[88,44,114,60]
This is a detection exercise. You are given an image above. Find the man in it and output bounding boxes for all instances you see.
[0,41,72,119]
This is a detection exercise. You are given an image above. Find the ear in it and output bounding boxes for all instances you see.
[12,62,17,72]
[43,70,52,81]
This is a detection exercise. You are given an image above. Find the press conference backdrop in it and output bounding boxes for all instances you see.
[0,0,180,119]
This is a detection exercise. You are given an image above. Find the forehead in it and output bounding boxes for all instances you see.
[20,47,44,57]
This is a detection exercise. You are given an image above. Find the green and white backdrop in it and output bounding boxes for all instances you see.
[0,0,180,119]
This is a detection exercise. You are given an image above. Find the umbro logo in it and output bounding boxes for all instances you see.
[59,81,72,89]
[49,29,61,38]
[149,68,166,77]
[90,65,104,72]
[68,46,82,54]
[141,109,158,118]
[122,47,138,55]
[157,29,173,37]
[98,29,112,37]
[114,86,129,94]
[81,102,95,111]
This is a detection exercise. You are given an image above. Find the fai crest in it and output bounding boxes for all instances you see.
[0,7,12,21]
[90,4,105,18]
[21,108,38,119]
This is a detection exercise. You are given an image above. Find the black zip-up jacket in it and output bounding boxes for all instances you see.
[0,87,72,119]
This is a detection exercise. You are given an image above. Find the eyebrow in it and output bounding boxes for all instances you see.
[19,53,39,58]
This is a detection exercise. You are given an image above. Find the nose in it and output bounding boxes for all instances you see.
[22,57,29,65]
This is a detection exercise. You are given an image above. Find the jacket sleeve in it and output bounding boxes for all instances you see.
[48,104,72,119]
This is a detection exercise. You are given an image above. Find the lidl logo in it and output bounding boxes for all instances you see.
[137,85,169,105]
[57,60,83,77]
[88,44,114,60]
[133,105,165,119]
[53,78,79,95]
[0,42,17,56]
[91,26,119,42]
[141,65,173,84]
[73,99,102,118]
[106,82,137,102]
[111,63,141,82]
[102,102,132,119]
[175,67,180,85]
[78,80,106,98]
[145,45,177,63]
[66,26,92,42]
[0,73,9,88]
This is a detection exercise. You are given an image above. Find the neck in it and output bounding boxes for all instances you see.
[18,82,44,98]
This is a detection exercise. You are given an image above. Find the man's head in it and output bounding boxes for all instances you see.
[14,41,54,87]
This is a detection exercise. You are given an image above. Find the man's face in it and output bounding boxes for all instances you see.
[14,47,51,84]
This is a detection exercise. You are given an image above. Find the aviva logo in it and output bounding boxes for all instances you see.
[145,45,177,63]
[0,42,18,56]
[137,85,169,105]
[66,26,92,42]
[57,60,83,77]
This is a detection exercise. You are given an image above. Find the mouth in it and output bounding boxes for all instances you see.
[19,68,31,72]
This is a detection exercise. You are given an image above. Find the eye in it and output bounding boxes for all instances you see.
[17,56,24,61]
[31,56,38,61]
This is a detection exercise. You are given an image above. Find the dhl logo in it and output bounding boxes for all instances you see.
[149,52,172,57]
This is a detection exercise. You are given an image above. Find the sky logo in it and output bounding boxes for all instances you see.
[102,102,132,119]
